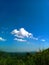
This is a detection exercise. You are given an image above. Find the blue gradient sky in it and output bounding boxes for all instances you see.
[0,0,49,52]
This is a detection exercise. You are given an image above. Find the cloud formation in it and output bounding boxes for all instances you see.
[0,37,6,41]
[14,38,26,42]
[41,39,45,42]
[32,37,38,40]
[11,28,38,42]
[11,28,32,38]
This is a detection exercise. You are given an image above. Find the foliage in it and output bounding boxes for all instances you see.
[0,49,49,65]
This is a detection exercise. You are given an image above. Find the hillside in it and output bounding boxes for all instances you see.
[0,49,49,65]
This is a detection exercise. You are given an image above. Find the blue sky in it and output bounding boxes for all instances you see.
[0,0,49,52]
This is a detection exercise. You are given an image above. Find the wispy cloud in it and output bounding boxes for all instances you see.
[41,39,45,42]
[14,38,26,42]
[32,37,38,40]
[0,37,6,41]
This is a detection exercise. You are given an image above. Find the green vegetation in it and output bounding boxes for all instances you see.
[0,48,49,65]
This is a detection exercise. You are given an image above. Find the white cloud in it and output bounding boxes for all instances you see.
[41,39,45,42]
[0,37,6,41]
[11,28,32,38]
[11,28,38,42]
[14,38,26,42]
[32,37,38,40]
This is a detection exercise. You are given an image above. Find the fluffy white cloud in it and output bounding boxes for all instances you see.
[11,28,38,42]
[14,38,26,42]
[11,28,32,38]
[0,37,6,41]
[41,39,45,42]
